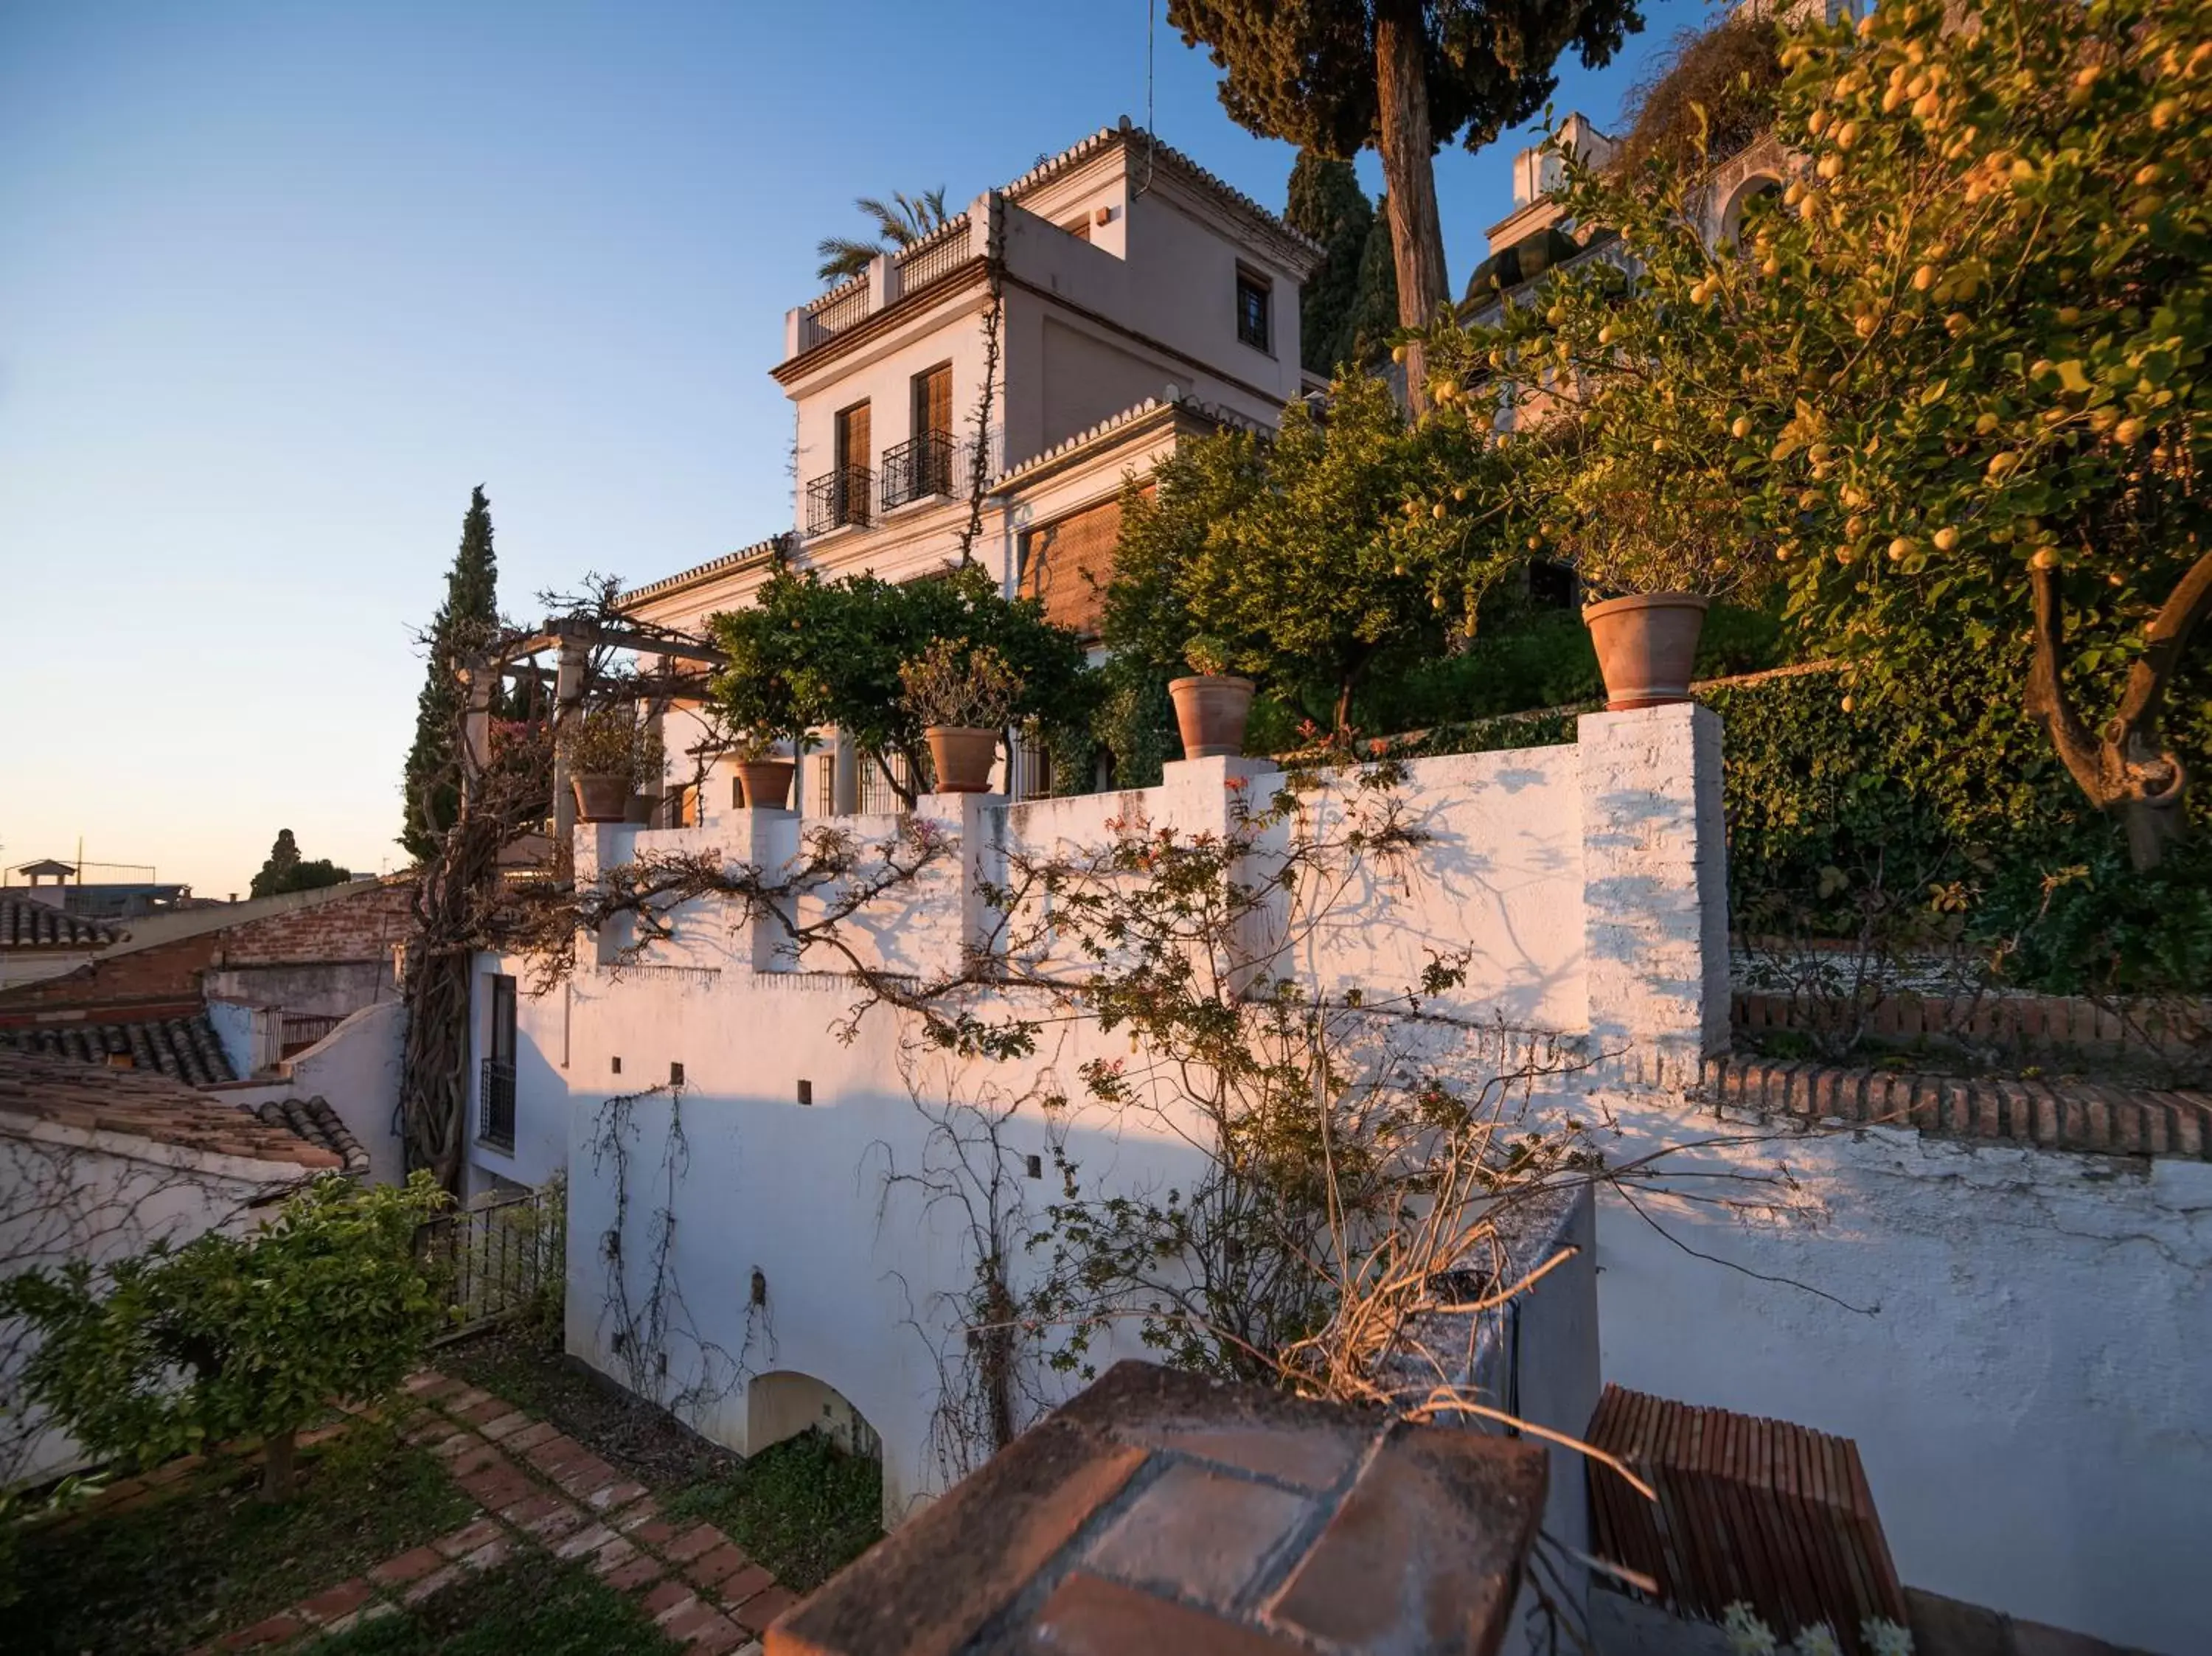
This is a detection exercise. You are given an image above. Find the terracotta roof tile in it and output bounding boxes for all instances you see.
[0,1050,341,1172]
[0,1010,237,1085]
[251,1096,371,1177]
[0,897,116,951]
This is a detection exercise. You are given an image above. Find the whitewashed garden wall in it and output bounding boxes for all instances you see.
[484,700,2208,1653]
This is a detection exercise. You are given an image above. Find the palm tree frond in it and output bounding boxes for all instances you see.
[815,236,880,284]
[818,186,954,284]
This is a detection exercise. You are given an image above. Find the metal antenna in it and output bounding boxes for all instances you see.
[1135,0,1157,197]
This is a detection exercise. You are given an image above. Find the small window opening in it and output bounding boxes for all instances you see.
[1236,268,1271,352]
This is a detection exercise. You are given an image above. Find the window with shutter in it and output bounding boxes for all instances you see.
[1019,489,1148,640]
[915,363,953,438]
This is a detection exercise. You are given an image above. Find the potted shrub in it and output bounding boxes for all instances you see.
[730,730,797,811]
[568,706,661,822]
[898,640,1022,795]
[1546,466,1752,709]
[1167,635,1255,759]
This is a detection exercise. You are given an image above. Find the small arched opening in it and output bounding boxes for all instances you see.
[1719,173,1785,253]
[746,1370,883,1461]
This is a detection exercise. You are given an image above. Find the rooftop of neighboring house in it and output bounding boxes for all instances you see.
[0,1047,347,1173]
[0,897,116,953]
[0,1007,237,1085]
[0,874,417,1018]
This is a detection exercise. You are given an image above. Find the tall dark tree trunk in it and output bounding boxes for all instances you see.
[260,1426,297,1503]
[1374,0,1450,416]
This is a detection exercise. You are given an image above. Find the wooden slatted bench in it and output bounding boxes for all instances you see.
[1586,1383,1906,1653]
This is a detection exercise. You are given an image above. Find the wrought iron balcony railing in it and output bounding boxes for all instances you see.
[804,465,873,536]
[880,431,956,509]
[479,1057,516,1149]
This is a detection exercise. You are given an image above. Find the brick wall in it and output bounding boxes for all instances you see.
[1697,1052,2212,1161]
[0,933,220,1010]
[1733,987,2208,1065]
[0,880,416,1014]
[214,881,416,967]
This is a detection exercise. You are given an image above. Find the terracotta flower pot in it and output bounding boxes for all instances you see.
[1582,594,1709,710]
[571,773,631,823]
[925,726,1000,794]
[734,759,796,810]
[1168,675,1255,759]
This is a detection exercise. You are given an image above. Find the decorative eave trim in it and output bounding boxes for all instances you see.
[988,394,1251,495]
[620,536,793,610]
[1007,122,1323,274]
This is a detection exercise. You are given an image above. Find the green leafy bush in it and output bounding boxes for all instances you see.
[1,1173,451,1501]
[711,563,1091,807]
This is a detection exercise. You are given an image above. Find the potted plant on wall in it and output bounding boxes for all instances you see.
[898,639,1023,795]
[568,705,662,822]
[1168,634,1255,759]
[1542,453,1756,710]
[730,729,798,811]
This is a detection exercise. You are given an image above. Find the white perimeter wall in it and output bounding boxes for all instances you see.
[215,1001,408,1186]
[0,1121,305,1486]
[489,699,2206,1647]
[492,706,1725,1525]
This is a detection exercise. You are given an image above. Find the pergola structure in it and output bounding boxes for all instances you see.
[462,608,729,858]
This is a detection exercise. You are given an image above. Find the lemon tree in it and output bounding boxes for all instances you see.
[1427,0,2212,868]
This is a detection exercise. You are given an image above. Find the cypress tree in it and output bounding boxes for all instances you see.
[1343,193,1401,367]
[1284,151,1374,375]
[400,487,499,862]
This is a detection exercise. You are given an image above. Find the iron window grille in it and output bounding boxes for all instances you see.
[880,431,956,509]
[804,465,873,536]
[1236,271,1271,352]
[479,1057,516,1149]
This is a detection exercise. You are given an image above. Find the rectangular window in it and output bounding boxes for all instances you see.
[480,974,517,1149]
[1062,217,1091,243]
[1236,268,1271,352]
[834,400,872,471]
[914,363,953,439]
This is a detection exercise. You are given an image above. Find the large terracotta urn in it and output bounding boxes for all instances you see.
[1582,594,1709,710]
[734,759,796,810]
[925,726,999,794]
[571,774,631,823]
[1168,675,1255,759]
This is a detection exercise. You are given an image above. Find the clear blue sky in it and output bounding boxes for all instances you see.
[0,0,1708,900]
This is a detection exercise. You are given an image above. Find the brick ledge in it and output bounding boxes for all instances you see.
[1695,1054,2211,1162]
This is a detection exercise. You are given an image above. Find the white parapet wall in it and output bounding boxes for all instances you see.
[1593,1102,2212,1655]
[503,705,1724,1528]
[491,701,2205,1649]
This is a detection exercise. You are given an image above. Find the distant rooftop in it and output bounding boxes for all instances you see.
[0,1048,341,1172]
[0,897,117,953]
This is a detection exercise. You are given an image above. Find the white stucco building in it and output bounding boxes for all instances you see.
[607,120,1320,826]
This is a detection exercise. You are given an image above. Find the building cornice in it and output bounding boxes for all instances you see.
[619,535,791,613]
[770,260,992,388]
[1008,123,1323,277]
[990,394,1252,496]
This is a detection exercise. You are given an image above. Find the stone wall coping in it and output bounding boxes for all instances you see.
[1697,1054,2212,1163]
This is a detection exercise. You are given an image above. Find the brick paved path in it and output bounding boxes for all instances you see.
[191,1370,797,1655]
